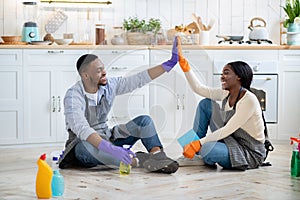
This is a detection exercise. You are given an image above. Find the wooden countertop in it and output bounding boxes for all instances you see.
[1,44,300,50]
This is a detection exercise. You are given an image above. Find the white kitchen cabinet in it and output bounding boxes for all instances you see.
[149,49,213,142]
[0,50,23,144]
[278,50,300,140]
[91,49,150,127]
[23,49,84,143]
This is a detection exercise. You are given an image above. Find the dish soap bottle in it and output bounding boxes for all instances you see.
[36,153,53,199]
[290,136,300,177]
[51,156,65,199]
[119,145,132,175]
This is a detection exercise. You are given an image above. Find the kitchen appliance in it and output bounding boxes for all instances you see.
[217,38,274,45]
[213,60,278,123]
[216,35,244,44]
[248,17,269,41]
[245,39,273,44]
[22,2,40,42]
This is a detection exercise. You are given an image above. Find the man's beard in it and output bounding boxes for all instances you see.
[98,81,107,86]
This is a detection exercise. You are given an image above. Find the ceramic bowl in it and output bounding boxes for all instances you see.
[54,39,73,45]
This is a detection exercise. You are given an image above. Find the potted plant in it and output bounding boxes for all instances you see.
[123,17,161,45]
[282,0,300,31]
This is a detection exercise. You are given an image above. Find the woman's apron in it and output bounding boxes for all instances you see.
[210,88,266,170]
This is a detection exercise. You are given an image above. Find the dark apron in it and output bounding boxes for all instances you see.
[59,95,129,169]
[211,88,266,170]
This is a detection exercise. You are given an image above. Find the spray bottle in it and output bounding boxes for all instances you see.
[51,156,65,199]
[36,153,53,199]
[290,136,300,177]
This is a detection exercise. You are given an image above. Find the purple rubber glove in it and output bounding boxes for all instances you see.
[98,140,135,165]
[162,36,179,72]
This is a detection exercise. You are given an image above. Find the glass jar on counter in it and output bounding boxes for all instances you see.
[95,24,105,45]
[156,29,168,45]
[111,26,126,45]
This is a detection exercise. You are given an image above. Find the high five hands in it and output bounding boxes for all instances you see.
[161,36,191,73]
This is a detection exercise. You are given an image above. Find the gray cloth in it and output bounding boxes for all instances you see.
[210,91,266,170]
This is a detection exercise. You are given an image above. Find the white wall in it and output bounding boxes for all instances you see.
[0,0,285,44]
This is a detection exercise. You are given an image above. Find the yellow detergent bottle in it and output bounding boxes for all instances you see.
[36,153,53,199]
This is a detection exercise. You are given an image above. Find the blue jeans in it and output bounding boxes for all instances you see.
[193,98,232,169]
[75,115,162,167]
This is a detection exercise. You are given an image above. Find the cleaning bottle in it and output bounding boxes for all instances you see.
[36,153,53,199]
[290,136,300,177]
[51,156,65,198]
[119,145,132,175]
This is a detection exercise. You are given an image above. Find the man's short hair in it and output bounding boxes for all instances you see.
[76,54,98,72]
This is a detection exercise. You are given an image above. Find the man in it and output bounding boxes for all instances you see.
[58,37,179,174]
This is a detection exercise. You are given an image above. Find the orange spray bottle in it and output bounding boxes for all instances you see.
[36,153,53,199]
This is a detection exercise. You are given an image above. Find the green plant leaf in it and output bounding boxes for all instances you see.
[282,0,300,25]
[123,16,161,34]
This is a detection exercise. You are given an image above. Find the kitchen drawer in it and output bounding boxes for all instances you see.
[92,50,149,71]
[24,49,87,66]
[279,50,300,65]
[180,50,213,69]
[213,50,278,61]
[0,49,22,66]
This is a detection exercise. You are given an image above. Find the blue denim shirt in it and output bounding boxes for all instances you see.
[64,70,152,140]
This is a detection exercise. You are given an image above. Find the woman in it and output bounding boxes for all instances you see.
[178,39,266,170]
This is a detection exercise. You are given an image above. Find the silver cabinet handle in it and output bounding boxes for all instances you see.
[177,94,180,110]
[254,77,272,81]
[57,96,61,112]
[111,66,128,70]
[47,50,64,54]
[181,94,185,110]
[111,116,129,120]
[111,50,126,54]
[52,96,56,112]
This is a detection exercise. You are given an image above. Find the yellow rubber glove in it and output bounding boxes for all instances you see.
[183,140,201,159]
[178,36,191,72]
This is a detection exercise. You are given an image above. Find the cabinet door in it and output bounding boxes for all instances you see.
[92,49,149,70]
[278,51,300,139]
[23,66,56,143]
[178,50,213,133]
[149,49,179,141]
[92,50,150,126]
[55,67,80,142]
[108,69,150,126]
[0,50,23,144]
[150,49,213,142]
[23,50,84,143]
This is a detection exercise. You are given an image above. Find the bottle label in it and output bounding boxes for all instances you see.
[291,151,300,177]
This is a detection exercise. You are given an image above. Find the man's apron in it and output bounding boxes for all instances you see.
[59,95,129,168]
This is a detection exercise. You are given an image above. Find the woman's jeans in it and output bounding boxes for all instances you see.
[193,98,232,169]
[75,115,162,167]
